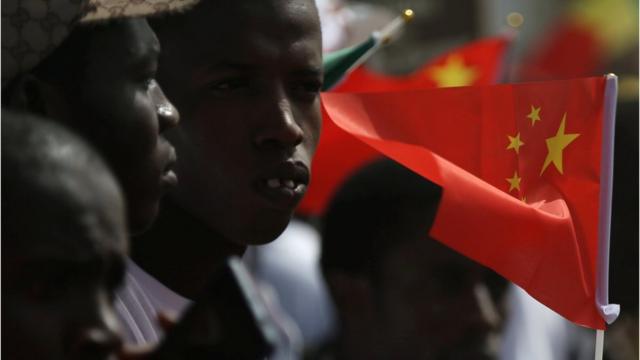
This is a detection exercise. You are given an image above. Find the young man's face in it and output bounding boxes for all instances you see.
[154,0,323,245]
[2,174,128,360]
[68,19,179,233]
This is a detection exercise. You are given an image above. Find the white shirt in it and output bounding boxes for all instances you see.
[245,220,337,349]
[500,284,595,360]
[115,258,303,359]
[115,259,191,346]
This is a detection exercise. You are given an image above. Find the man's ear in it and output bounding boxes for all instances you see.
[5,74,70,121]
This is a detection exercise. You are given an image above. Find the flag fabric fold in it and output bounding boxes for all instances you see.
[320,75,619,329]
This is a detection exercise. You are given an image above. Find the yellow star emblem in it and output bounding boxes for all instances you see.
[507,132,525,154]
[540,113,580,175]
[506,171,522,192]
[527,105,541,126]
[428,55,478,87]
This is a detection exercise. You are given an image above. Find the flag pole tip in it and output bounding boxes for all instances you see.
[506,12,524,28]
[402,9,415,22]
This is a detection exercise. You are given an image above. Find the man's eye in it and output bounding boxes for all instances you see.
[292,80,322,101]
[207,78,250,94]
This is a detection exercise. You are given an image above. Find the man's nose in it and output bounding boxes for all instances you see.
[253,88,304,150]
[152,80,180,133]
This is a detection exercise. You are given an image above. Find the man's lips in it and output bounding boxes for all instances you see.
[160,145,178,188]
[254,161,310,210]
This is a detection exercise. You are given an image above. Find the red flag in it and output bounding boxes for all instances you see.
[320,75,619,329]
[335,36,511,92]
[518,0,637,81]
[299,36,511,215]
[518,21,603,81]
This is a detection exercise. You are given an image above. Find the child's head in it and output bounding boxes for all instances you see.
[2,109,128,359]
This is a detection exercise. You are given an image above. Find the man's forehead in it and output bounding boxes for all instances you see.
[91,19,160,62]
[170,0,319,53]
[184,19,321,79]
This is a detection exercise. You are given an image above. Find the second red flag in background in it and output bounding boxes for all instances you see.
[299,35,512,215]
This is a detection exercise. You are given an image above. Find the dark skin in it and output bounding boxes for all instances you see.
[135,0,323,298]
[2,138,128,360]
[10,19,180,234]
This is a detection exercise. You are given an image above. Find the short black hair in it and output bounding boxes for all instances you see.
[320,158,442,280]
[1,109,112,249]
[321,158,509,302]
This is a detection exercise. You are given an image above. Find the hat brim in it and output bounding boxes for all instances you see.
[80,0,199,23]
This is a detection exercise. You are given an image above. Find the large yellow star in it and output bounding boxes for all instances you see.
[428,55,478,87]
[540,113,580,175]
[506,171,522,192]
[527,105,541,126]
[506,132,525,154]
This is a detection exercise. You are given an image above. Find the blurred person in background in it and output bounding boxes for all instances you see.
[320,158,506,360]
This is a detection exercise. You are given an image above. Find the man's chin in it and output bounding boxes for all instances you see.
[128,200,160,235]
[238,212,293,246]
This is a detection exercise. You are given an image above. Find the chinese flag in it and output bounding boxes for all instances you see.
[320,76,619,329]
[334,35,511,92]
[299,36,511,215]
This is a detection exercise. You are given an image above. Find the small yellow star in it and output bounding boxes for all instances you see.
[506,132,525,154]
[540,113,580,175]
[428,55,478,87]
[506,171,522,192]
[527,105,541,126]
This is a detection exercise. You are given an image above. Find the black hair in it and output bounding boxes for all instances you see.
[320,158,443,280]
[321,158,509,302]
[1,109,111,249]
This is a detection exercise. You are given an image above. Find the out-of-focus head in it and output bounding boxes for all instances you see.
[321,158,503,360]
[2,109,128,360]
[2,0,198,233]
[151,0,323,245]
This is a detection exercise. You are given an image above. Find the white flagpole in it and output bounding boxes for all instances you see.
[593,73,621,360]
[348,9,415,74]
[594,329,605,360]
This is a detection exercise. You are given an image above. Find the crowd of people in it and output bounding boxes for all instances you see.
[2,0,637,359]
